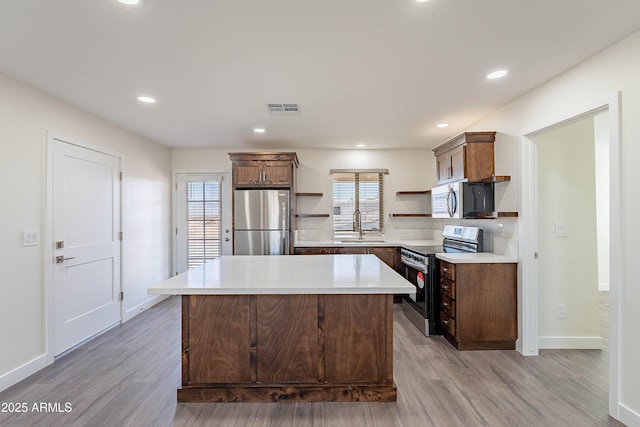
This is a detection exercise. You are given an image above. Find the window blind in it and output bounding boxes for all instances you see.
[187,181,222,269]
[332,171,384,233]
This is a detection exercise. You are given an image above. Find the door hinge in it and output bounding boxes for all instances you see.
[176,227,178,235]
[119,172,123,181]
[119,291,124,301]
[175,183,178,191]
[534,252,539,259]
[118,231,123,241]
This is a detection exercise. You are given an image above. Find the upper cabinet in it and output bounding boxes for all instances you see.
[229,152,299,187]
[433,132,495,185]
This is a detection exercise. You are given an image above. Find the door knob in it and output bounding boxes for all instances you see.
[56,255,75,264]
[225,237,230,242]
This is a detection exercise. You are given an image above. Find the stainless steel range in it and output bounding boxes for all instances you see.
[400,225,483,336]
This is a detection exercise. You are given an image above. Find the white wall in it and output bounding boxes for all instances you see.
[173,148,435,241]
[533,117,601,348]
[0,73,172,391]
[469,30,640,424]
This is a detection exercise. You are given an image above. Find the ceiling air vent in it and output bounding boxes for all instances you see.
[266,103,301,115]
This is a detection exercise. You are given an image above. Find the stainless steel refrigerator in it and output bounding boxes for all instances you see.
[234,189,290,255]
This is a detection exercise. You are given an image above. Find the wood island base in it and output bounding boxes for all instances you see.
[180,293,396,403]
[177,384,397,403]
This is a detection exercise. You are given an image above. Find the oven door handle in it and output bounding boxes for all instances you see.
[401,256,428,273]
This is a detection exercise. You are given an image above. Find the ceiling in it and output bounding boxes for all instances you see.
[1,0,640,150]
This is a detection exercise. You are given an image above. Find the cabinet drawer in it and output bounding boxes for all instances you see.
[440,311,455,336]
[440,294,455,318]
[440,278,456,299]
[440,262,456,281]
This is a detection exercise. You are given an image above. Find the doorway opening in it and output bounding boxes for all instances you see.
[531,111,608,350]
[520,92,621,418]
[174,173,232,275]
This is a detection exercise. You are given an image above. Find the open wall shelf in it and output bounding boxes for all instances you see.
[295,192,329,218]
[389,213,431,218]
[396,190,431,195]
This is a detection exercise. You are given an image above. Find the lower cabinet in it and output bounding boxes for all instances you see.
[180,294,396,402]
[439,260,517,350]
[294,246,399,271]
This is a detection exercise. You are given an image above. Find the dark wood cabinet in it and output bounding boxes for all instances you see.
[229,152,298,188]
[294,247,333,255]
[180,294,395,402]
[294,246,399,271]
[433,132,496,185]
[439,260,517,350]
[233,160,293,187]
[229,152,299,254]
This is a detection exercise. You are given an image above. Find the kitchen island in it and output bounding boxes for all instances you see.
[147,254,414,403]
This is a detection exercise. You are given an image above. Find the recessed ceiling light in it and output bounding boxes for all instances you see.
[436,123,449,128]
[356,144,367,148]
[118,0,141,5]
[137,95,156,104]
[253,128,266,134]
[415,0,429,2]
[487,69,508,80]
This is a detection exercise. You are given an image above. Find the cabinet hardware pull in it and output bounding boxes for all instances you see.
[442,320,449,326]
[443,285,449,291]
[442,302,449,308]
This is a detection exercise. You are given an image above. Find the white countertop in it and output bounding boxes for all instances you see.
[436,252,518,264]
[294,239,441,248]
[296,239,518,263]
[148,254,415,295]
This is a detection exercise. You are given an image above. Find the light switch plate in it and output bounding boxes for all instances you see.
[22,230,40,247]
[555,223,569,238]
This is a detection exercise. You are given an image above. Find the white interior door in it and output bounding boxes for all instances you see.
[52,139,121,356]
[175,173,232,274]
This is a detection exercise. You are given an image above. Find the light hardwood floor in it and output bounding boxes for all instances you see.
[0,295,621,427]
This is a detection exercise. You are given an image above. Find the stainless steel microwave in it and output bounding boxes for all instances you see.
[431,181,495,219]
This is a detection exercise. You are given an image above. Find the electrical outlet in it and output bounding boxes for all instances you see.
[556,304,566,319]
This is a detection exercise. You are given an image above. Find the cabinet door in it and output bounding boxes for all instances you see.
[456,263,517,343]
[294,247,333,255]
[256,295,319,383]
[449,145,465,182]
[324,295,391,383]
[369,247,397,270]
[436,153,450,184]
[184,295,252,384]
[333,247,367,255]
[262,161,292,186]
[233,161,263,186]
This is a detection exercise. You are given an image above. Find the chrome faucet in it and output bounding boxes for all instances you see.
[353,209,363,240]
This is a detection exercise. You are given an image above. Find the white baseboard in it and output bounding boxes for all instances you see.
[538,336,603,349]
[122,294,169,322]
[0,354,50,393]
[599,281,610,292]
[619,403,640,427]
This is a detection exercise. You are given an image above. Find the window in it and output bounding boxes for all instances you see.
[175,173,232,275]
[186,180,222,269]
[331,170,386,235]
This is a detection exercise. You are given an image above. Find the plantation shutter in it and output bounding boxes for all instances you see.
[331,169,386,233]
[187,179,222,269]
